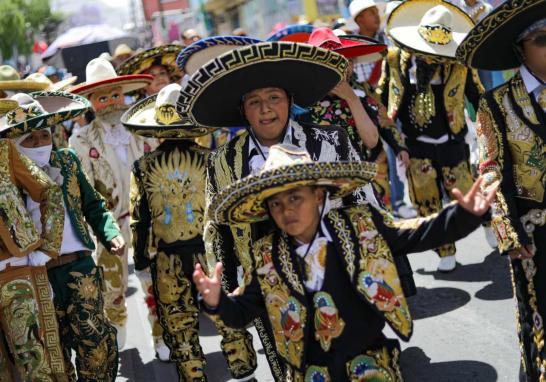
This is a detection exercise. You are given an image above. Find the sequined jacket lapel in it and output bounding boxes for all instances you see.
[476,72,546,253]
[0,140,63,259]
[50,149,120,251]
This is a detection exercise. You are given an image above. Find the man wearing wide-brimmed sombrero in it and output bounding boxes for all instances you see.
[116,43,186,361]
[117,44,184,99]
[1,91,122,381]
[457,1,546,380]
[0,99,66,382]
[178,39,368,380]
[68,57,158,348]
[193,143,495,380]
[378,0,487,272]
[122,83,259,380]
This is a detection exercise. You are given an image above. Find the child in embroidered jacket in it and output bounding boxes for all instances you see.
[194,143,497,381]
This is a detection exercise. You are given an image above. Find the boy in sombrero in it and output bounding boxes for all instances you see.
[456,1,546,379]
[123,83,258,380]
[193,143,496,381]
[2,92,122,381]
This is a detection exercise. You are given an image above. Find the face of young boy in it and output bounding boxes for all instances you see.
[266,186,325,243]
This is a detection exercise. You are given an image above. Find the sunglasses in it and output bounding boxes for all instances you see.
[522,32,546,47]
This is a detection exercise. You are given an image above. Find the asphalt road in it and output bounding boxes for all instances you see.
[115,227,519,381]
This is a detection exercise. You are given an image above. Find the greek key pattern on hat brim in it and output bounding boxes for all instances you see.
[0,91,90,138]
[176,35,262,70]
[177,42,348,125]
[456,0,542,66]
[209,161,377,224]
[116,44,184,76]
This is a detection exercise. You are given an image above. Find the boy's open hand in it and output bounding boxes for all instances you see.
[452,177,499,217]
[193,262,223,309]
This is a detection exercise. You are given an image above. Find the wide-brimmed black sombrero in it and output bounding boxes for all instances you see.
[0,91,90,138]
[121,83,217,138]
[208,143,376,224]
[176,35,262,76]
[177,41,348,128]
[456,0,546,70]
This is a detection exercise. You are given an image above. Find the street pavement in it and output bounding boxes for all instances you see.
[116,227,519,381]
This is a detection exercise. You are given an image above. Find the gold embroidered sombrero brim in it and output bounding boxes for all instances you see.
[121,93,218,138]
[387,0,474,60]
[209,161,376,224]
[0,99,18,115]
[116,44,184,81]
[0,91,91,138]
[177,41,348,128]
[0,79,49,92]
[456,0,546,70]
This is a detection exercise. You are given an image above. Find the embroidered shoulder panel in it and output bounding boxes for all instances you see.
[253,234,307,369]
[0,142,41,252]
[443,64,468,135]
[476,91,523,252]
[340,206,412,339]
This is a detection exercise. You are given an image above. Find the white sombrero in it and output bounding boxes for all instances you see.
[387,0,474,60]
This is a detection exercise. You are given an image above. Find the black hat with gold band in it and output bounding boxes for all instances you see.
[116,44,184,81]
[208,143,376,224]
[456,0,546,71]
[0,92,90,138]
[387,0,474,60]
[177,41,348,128]
[121,83,217,139]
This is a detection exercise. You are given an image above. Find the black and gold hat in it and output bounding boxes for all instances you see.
[177,41,348,128]
[116,44,184,81]
[0,92,90,138]
[387,0,474,60]
[121,83,217,139]
[456,0,546,70]
[208,144,376,224]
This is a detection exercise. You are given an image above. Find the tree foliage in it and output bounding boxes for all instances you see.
[0,0,64,59]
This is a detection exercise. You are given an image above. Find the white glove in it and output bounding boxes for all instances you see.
[28,251,51,267]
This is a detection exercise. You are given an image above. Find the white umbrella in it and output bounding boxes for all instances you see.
[42,24,130,60]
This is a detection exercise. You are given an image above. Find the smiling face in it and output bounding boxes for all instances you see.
[242,87,290,147]
[266,186,325,244]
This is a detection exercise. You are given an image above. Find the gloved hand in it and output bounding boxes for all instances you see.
[28,251,51,267]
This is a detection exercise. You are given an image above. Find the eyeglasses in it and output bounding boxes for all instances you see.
[522,32,546,47]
